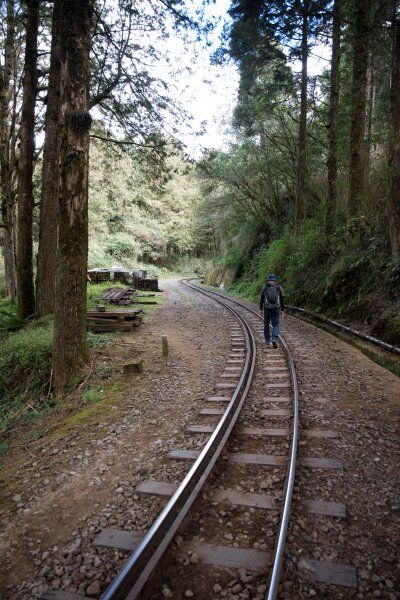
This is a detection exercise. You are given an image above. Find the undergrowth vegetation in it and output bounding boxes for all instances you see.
[209,211,400,345]
[0,284,130,442]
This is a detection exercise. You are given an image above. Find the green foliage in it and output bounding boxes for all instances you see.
[88,136,203,269]
[0,318,53,433]
[105,234,141,263]
[168,256,213,276]
[226,208,399,343]
[82,388,103,404]
[0,298,22,337]
[0,287,120,436]
[0,272,5,299]
[87,331,117,348]
[0,316,53,396]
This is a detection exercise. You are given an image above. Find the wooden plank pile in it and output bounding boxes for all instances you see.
[133,277,160,292]
[100,287,137,305]
[87,307,143,333]
[113,270,133,284]
[88,268,111,283]
[87,268,161,291]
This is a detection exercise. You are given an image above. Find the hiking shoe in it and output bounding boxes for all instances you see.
[272,340,278,348]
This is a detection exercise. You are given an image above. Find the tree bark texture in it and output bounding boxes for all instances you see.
[0,0,17,298]
[35,0,62,317]
[364,48,375,176]
[347,0,371,218]
[16,0,39,318]
[295,0,309,231]
[52,0,92,389]
[326,0,341,216]
[387,8,400,257]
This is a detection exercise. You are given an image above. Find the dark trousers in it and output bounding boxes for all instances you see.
[264,308,280,342]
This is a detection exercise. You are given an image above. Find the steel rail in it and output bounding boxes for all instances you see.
[186,280,299,600]
[266,333,298,600]
[101,281,257,600]
[288,305,400,356]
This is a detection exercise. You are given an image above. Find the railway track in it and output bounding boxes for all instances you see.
[40,279,363,600]
[40,279,299,599]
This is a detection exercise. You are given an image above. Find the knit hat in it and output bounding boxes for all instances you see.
[266,273,277,281]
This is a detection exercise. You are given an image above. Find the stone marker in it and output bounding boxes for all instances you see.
[162,335,168,357]
[123,359,144,374]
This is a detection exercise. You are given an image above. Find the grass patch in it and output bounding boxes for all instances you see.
[0,297,24,337]
[48,376,130,442]
[0,317,53,435]
[87,280,165,316]
[87,281,126,309]
[87,330,117,348]
[0,279,163,460]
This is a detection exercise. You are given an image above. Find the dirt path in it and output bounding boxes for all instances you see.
[0,279,399,599]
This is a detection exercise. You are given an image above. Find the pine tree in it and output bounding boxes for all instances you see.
[326,0,341,218]
[347,0,372,218]
[387,0,400,256]
[0,0,19,299]
[35,0,62,318]
[16,0,39,318]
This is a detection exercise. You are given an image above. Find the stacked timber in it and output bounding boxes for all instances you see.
[100,287,137,305]
[113,270,133,284]
[87,308,143,333]
[87,268,111,283]
[132,277,160,292]
[87,267,160,291]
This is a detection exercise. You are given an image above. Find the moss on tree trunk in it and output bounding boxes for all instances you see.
[52,0,92,389]
[36,0,62,317]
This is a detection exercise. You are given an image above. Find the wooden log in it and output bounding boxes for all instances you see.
[89,323,133,332]
[87,317,121,324]
[87,309,142,318]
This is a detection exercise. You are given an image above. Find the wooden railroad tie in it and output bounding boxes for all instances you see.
[87,307,143,333]
[100,287,137,305]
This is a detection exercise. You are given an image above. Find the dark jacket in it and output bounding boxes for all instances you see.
[260,283,284,311]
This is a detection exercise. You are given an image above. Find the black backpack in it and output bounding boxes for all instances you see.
[264,284,280,309]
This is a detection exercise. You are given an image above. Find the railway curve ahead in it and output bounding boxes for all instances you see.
[39,277,300,600]
[7,277,398,600]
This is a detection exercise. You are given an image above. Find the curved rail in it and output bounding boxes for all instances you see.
[288,305,400,356]
[267,333,298,600]
[102,282,257,600]
[185,280,299,600]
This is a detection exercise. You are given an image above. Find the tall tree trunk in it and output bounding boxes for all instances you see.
[347,0,371,218]
[16,0,39,318]
[387,5,400,257]
[365,49,375,176]
[326,0,341,218]
[0,0,17,299]
[296,0,308,231]
[52,0,92,389]
[35,0,62,317]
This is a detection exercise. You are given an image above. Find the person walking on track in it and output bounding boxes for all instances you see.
[259,274,284,348]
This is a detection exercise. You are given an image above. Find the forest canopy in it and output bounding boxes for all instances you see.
[1,0,399,391]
